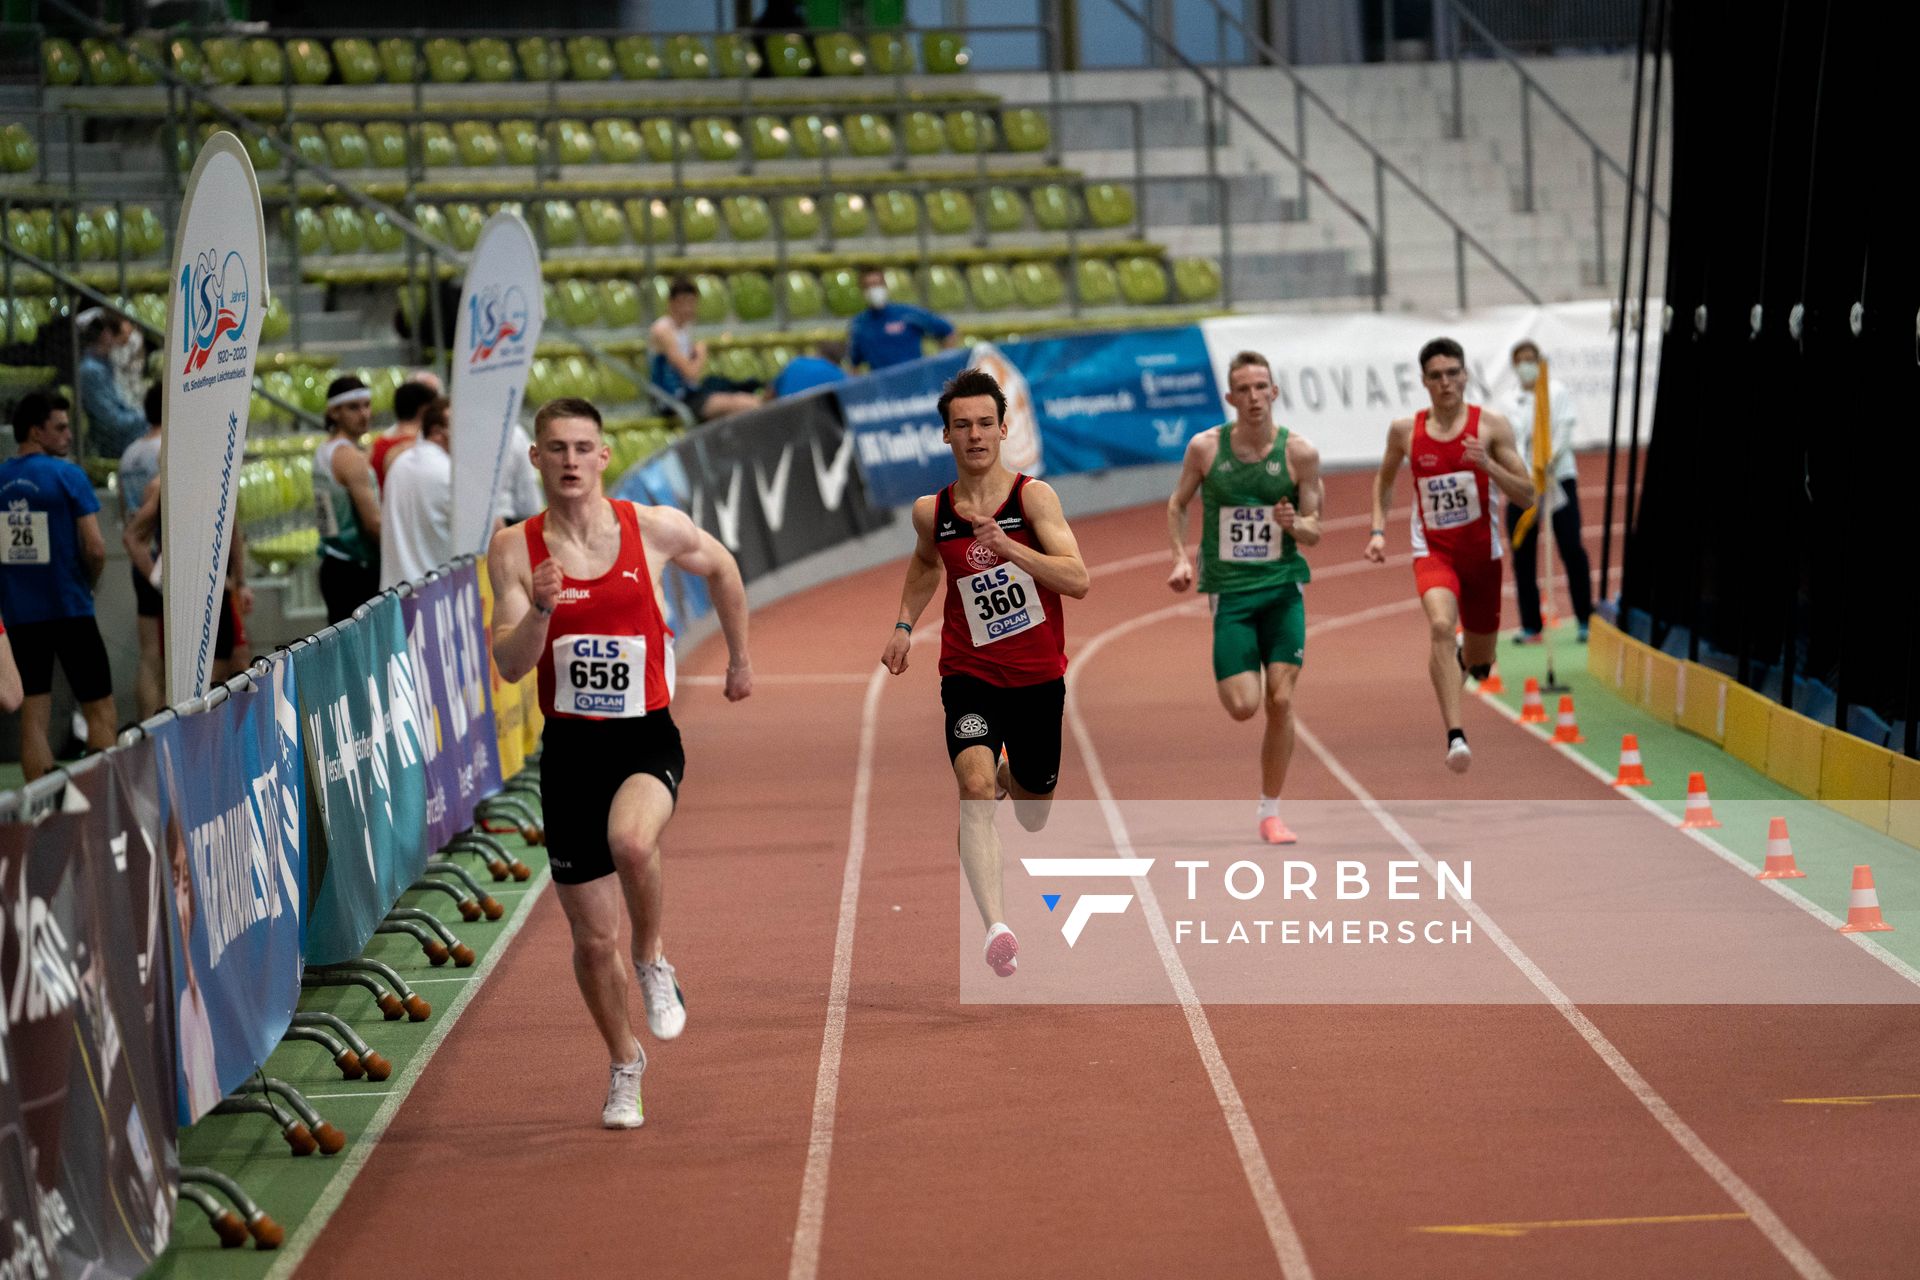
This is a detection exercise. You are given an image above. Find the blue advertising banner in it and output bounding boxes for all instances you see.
[295,595,430,966]
[615,447,713,635]
[400,564,502,849]
[150,653,306,1123]
[835,347,968,508]
[1016,325,1218,473]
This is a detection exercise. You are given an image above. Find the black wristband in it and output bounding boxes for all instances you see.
[534,600,554,616]
[895,621,912,633]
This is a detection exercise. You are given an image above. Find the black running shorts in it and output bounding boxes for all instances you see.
[538,711,686,886]
[939,674,1065,796]
[7,615,113,702]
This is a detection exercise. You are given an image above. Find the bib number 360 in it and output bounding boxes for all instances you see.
[964,563,1045,646]
[553,634,647,717]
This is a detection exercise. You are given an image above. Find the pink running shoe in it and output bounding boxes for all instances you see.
[1259,816,1297,845]
[983,923,1019,977]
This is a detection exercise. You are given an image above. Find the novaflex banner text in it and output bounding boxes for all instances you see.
[149,653,305,1123]
[451,212,544,558]
[159,131,269,704]
[399,564,502,850]
[295,596,430,966]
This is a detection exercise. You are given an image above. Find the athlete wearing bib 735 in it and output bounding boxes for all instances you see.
[880,368,1089,979]
[489,397,752,1131]
[1167,351,1323,844]
[1365,337,1533,773]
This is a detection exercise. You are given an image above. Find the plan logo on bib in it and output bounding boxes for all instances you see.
[468,284,530,365]
[179,248,250,374]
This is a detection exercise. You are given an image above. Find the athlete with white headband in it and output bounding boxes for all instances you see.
[313,374,382,623]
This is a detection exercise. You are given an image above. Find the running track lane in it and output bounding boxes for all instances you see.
[299,462,1920,1278]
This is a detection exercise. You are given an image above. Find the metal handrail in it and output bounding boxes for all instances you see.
[1166,0,1543,309]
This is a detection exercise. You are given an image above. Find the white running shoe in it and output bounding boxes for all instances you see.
[602,1053,646,1129]
[637,956,688,1041]
[1445,737,1473,774]
[984,923,1019,977]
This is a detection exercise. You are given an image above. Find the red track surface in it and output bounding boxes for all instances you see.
[300,461,1920,1279]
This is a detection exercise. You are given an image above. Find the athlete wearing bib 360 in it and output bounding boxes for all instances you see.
[1367,337,1533,773]
[882,368,1089,980]
[1168,351,1323,844]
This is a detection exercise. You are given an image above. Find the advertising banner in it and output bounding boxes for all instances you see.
[476,556,526,780]
[294,597,429,965]
[1014,325,1219,472]
[150,654,305,1122]
[834,347,969,508]
[399,564,501,848]
[159,131,268,703]
[450,212,544,559]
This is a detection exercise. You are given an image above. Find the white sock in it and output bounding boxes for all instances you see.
[1257,796,1280,820]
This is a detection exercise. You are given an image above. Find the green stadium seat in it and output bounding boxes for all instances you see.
[1030,184,1082,231]
[926,189,974,235]
[592,119,642,164]
[499,119,541,164]
[0,124,38,175]
[640,119,690,164]
[867,32,913,74]
[167,37,206,84]
[124,205,165,255]
[0,300,36,346]
[693,274,729,324]
[903,111,947,155]
[1085,182,1136,229]
[410,203,449,244]
[663,35,711,79]
[816,33,867,76]
[286,38,332,85]
[883,266,921,305]
[66,208,105,260]
[967,263,1017,311]
[923,264,968,312]
[830,193,872,237]
[764,34,813,77]
[289,122,329,169]
[1012,262,1065,308]
[367,211,404,252]
[567,36,615,81]
[641,276,672,316]
[1118,256,1169,305]
[324,206,367,254]
[750,116,792,160]
[777,270,825,320]
[541,200,581,247]
[555,280,599,327]
[691,118,742,162]
[5,208,44,257]
[614,35,663,79]
[625,198,672,243]
[80,38,127,85]
[468,38,515,82]
[730,272,775,322]
[416,123,456,167]
[922,32,971,73]
[599,361,639,402]
[42,38,81,86]
[550,120,596,165]
[1076,258,1120,305]
[600,280,642,327]
[366,121,409,168]
[515,36,560,80]
[323,122,370,168]
[714,34,763,77]
[778,195,820,239]
[378,37,418,83]
[822,266,862,317]
[983,187,1026,232]
[453,121,502,166]
[1003,108,1051,153]
[288,206,325,256]
[846,113,896,158]
[124,36,163,84]
[446,203,486,251]
[874,191,920,236]
[424,38,470,82]
[201,37,248,85]
[791,114,844,158]
[334,38,380,84]
[945,109,995,154]
[580,199,626,246]
[681,197,720,243]
[1173,257,1223,303]
[722,196,772,241]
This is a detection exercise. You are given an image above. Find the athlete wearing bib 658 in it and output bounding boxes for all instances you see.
[880,368,1089,980]
[489,396,752,1131]
[1167,351,1323,844]
[1365,337,1533,774]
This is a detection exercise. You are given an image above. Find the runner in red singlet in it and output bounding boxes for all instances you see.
[1365,337,1532,773]
[880,368,1089,978]
[489,396,752,1129]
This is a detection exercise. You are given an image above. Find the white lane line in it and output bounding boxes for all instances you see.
[263,866,553,1280]
[1290,720,1836,1280]
[1066,601,1316,1280]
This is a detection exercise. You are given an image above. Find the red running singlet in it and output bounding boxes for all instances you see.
[934,474,1068,688]
[1407,405,1503,563]
[527,499,675,720]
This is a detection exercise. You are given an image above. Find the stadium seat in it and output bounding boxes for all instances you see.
[81,38,128,86]
[874,191,920,236]
[500,119,542,164]
[777,270,825,320]
[324,205,367,254]
[816,33,867,76]
[367,210,404,252]
[541,200,581,247]
[722,196,772,241]
[416,122,457,167]
[286,38,333,85]
[1012,261,1065,308]
[123,36,163,84]
[903,111,947,155]
[663,35,711,79]
[167,38,206,85]
[0,124,38,175]
[792,114,844,157]
[1003,108,1051,153]
[42,38,81,86]
[1030,184,1083,231]
[830,193,872,237]
[446,203,486,251]
[322,122,370,169]
[821,266,862,316]
[288,206,325,256]
[693,274,729,324]
[1174,257,1223,302]
[366,122,409,168]
[555,280,599,327]
[750,116,792,160]
[254,290,289,341]
[592,118,643,164]
[967,263,1017,310]
[926,189,975,235]
[681,197,720,242]
[453,121,502,166]
[515,36,560,80]
[614,35,663,79]
[377,38,418,83]
[0,300,36,345]
[245,38,288,85]
[568,36,615,81]
[580,200,626,246]
[764,35,814,77]
[778,195,821,239]
[600,280,642,326]
[423,38,471,83]
[410,203,450,243]
[922,32,971,73]
[625,198,672,243]
[846,113,896,158]
[883,265,921,305]
[730,272,775,322]
[1076,258,1120,305]
[4,208,44,257]
[691,118,742,162]
[288,122,328,169]
[640,119,690,164]
[867,32,913,74]
[550,120,596,165]
[1085,182,1137,229]
[714,34,763,77]
[468,38,515,82]
[923,264,968,312]
[983,187,1026,232]
[123,205,165,255]
[331,37,378,84]
[1118,256,1169,304]
[66,208,105,260]
[201,37,248,85]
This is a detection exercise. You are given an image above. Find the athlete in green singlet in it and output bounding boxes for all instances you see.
[1168,350,1323,844]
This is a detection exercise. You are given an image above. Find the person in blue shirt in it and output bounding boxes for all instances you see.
[772,339,849,399]
[0,391,114,780]
[846,266,959,372]
[75,309,148,459]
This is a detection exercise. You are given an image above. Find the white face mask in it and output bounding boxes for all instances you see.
[112,331,143,372]
[1514,359,1540,388]
[864,284,889,309]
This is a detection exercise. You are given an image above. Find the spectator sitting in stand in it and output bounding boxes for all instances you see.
[648,278,763,422]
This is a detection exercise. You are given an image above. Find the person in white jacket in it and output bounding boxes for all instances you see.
[1502,340,1592,643]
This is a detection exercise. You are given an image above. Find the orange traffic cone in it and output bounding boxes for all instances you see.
[1756,817,1805,879]
[1550,695,1584,743]
[1679,771,1720,828]
[1518,678,1548,723]
[1613,734,1650,786]
[1839,864,1894,933]
[1479,664,1505,693]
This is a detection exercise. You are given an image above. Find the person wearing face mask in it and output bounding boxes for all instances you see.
[74,308,149,459]
[846,265,959,373]
[1502,340,1592,643]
